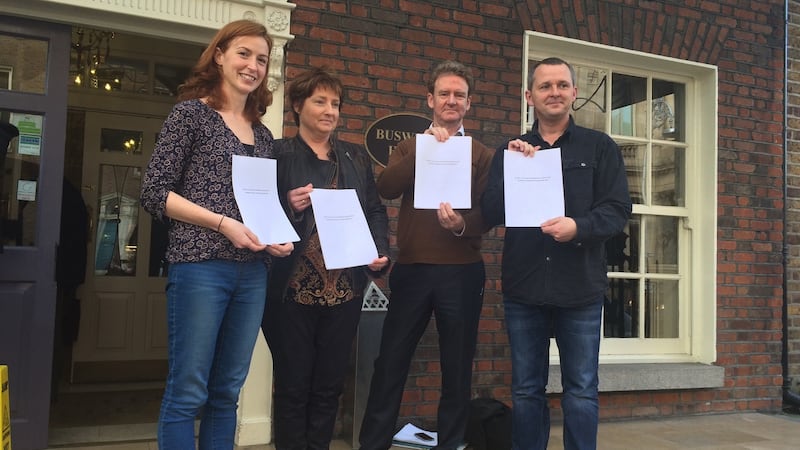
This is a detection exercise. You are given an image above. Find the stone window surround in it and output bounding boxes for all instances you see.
[523,31,723,395]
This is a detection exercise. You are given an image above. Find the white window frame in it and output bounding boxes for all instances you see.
[524,31,718,365]
[0,65,11,89]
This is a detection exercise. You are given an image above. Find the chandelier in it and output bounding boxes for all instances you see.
[71,27,121,91]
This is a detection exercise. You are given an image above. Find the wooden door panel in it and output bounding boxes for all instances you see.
[95,291,134,350]
[146,293,168,351]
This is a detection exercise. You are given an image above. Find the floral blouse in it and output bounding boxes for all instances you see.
[140,99,275,263]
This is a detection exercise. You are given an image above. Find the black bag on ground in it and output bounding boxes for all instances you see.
[464,397,512,450]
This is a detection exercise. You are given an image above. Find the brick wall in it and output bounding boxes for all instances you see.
[699,0,786,413]
[283,0,787,432]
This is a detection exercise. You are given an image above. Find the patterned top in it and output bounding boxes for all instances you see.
[140,99,275,263]
[287,231,354,306]
[282,153,353,307]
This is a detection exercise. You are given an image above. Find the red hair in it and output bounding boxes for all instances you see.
[178,20,274,121]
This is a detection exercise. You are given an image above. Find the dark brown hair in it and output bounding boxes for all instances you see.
[426,60,474,95]
[528,57,577,89]
[286,66,344,126]
[178,20,274,122]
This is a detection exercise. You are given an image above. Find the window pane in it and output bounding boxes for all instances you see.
[611,73,647,138]
[154,64,190,97]
[148,216,169,277]
[0,66,10,90]
[645,279,679,338]
[94,164,141,276]
[0,35,47,94]
[71,28,112,91]
[65,110,86,185]
[1,111,43,248]
[620,143,646,204]
[653,79,685,142]
[652,144,685,207]
[98,56,149,94]
[101,128,143,154]
[644,215,679,274]
[613,215,640,273]
[571,65,607,132]
[147,129,168,276]
[606,229,633,272]
[605,278,639,338]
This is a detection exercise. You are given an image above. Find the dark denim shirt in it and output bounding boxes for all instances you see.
[140,99,275,263]
[481,117,632,307]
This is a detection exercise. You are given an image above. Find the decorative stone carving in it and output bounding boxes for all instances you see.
[267,43,285,92]
[267,10,289,32]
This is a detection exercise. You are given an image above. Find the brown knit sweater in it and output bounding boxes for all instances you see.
[377,134,494,264]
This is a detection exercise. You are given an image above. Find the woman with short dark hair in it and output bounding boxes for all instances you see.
[263,66,389,450]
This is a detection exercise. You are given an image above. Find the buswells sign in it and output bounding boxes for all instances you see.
[364,113,430,167]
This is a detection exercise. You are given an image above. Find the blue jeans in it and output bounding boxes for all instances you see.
[158,260,267,450]
[504,298,602,450]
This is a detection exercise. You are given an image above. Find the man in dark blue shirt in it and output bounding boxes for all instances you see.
[481,57,632,450]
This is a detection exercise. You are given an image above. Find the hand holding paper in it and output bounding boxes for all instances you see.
[216,215,291,256]
[231,155,300,244]
[309,188,379,270]
[503,148,565,227]
[413,133,472,209]
[508,138,540,156]
[288,183,313,213]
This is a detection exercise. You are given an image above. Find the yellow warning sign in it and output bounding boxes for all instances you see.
[1,365,10,450]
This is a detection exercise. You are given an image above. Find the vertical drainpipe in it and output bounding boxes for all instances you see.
[784,0,800,409]
[784,0,789,402]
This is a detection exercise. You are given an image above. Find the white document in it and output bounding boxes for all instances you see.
[413,134,472,209]
[309,188,379,270]
[392,422,438,447]
[231,155,300,244]
[391,423,468,450]
[504,148,565,227]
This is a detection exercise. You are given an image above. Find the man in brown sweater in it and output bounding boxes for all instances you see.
[358,60,508,450]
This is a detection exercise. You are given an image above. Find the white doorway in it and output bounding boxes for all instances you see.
[70,111,170,383]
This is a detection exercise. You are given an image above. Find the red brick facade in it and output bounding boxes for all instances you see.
[284,0,788,429]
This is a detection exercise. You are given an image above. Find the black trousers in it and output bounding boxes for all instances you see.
[359,262,485,450]
[264,296,362,450]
